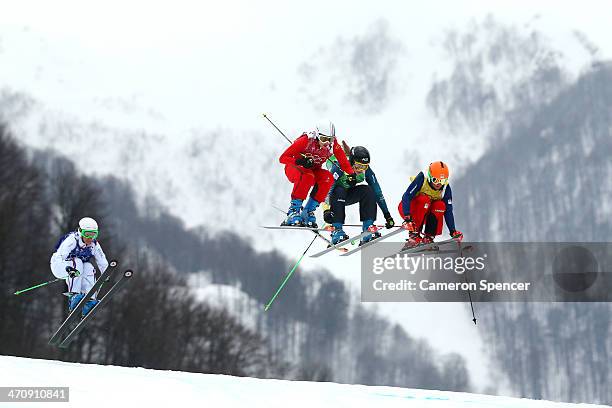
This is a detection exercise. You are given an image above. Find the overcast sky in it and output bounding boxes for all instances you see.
[3,1,610,131]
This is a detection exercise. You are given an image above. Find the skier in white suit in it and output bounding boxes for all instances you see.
[50,217,109,316]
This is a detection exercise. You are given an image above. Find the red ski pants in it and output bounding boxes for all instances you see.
[398,194,446,236]
[284,164,334,202]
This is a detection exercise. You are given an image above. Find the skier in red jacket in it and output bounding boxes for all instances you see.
[279,121,356,228]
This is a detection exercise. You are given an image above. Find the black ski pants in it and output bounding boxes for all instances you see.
[329,184,377,224]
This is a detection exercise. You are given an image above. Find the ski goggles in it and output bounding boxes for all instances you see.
[353,161,369,172]
[429,176,448,186]
[80,229,99,239]
[428,170,448,185]
[318,133,334,143]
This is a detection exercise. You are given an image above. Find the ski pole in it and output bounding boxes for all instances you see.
[264,235,318,311]
[14,277,64,296]
[460,243,478,325]
[263,113,336,169]
[262,113,292,144]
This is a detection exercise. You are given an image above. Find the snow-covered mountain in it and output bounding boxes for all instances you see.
[0,13,600,256]
[453,63,612,241]
[447,60,612,404]
[0,356,606,408]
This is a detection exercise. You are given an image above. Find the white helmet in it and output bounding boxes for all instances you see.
[315,120,336,140]
[79,217,98,230]
[78,217,99,239]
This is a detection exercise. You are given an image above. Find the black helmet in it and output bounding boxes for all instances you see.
[350,146,370,165]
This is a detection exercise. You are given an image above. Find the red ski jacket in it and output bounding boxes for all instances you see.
[279,133,353,174]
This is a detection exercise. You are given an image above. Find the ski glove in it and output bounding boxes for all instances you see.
[383,213,395,229]
[402,215,416,232]
[295,156,314,169]
[323,209,334,224]
[65,266,80,278]
[346,173,358,187]
[451,230,464,242]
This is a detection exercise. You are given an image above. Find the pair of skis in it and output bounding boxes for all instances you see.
[263,225,404,257]
[382,236,470,261]
[48,260,133,348]
[263,225,349,254]
[262,224,405,311]
[339,227,405,256]
[310,226,404,257]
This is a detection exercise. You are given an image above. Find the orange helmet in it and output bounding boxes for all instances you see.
[427,161,449,185]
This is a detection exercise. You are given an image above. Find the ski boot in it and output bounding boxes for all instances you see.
[68,293,84,312]
[301,197,320,228]
[331,223,349,245]
[403,232,423,250]
[359,220,381,246]
[421,234,435,244]
[281,199,304,226]
[82,298,99,317]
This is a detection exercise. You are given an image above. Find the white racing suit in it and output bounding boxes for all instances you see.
[49,231,109,298]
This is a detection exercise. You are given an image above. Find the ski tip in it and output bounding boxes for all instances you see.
[262,225,327,231]
[109,259,118,267]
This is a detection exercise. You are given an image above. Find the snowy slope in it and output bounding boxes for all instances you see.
[0,356,606,408]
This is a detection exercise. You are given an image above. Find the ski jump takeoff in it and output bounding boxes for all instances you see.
[278,121,357,229]
[399,161,463,247]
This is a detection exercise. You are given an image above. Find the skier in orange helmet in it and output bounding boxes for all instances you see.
[398,161,463,245]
